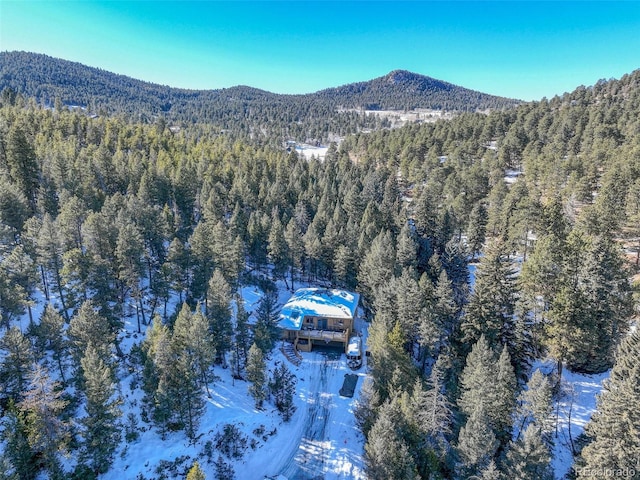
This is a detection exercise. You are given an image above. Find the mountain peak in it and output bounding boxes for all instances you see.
[0,51,520,117]
[384,70,425,84]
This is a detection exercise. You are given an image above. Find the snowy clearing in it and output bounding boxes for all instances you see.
[106,346,366,480]
[295,144,329,161]
[531,360,609,480]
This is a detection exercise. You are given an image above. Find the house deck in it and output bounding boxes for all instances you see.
[294,329,350,352]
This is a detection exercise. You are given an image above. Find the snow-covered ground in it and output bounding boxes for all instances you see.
[504,169,523,184]
[108,346,366,479]
[295,144,329,161]
[531,360,609,480]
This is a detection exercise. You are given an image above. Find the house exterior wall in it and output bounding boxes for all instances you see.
[301,315,352,331]
[282,315,354,353]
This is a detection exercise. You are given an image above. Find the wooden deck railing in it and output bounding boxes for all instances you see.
[296,329,349,344]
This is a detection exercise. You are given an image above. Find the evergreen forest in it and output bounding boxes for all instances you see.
[0,59,639,479]
[0,52,519,145]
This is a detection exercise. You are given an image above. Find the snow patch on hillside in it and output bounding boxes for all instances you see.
[295,144,329,161]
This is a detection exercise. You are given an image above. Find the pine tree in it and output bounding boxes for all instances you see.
[269,361,297,421]
[225,235,245,290]
[440,238,469,306]
[233,299,251,373]
[246,343,267,409]
[0,326,33,401]
[380,170,402,233]
[458,336,516,446]
[214,455,234,480]
[396,222,418,271]
[56,195,87,252]
[145,308,206,439]
[494,345,517,444]
[284,218,304,289]
[3,245,38,325]
[579,330,640,477]
[547,283,589,375]
[368,318,417,402]
[124,412,139,443]
[517,369,553,442]
[394,267,426,356]
[365,399,419,480]
[485,175,509,238]
[18,364,69,480]
[206,269,233,364]
[0,176,30,235]
[358,230,396,310]
[252,292,280,354]
[172,353,205,440]
[415,274,439,369]
[500,179,540,258]
[34,305,67,383]
[6,125,39,212]
[186,461,206,480]
[462,239,517,352]
[115,220,145,330]
[456,406,499,477]
[166,237,190,303]
[173,304,216,395]
[504,424,553,480]
[140,315,171,433]
[81,210,121,327]
[60,247,90,311]
[520,233,565,311]
[458,335,497,419]
[188,220,215,302]
[578,234,633,372]
[478,460,504,480]
[68,301,114,369]
[467,201,488,257]
[333,243,357,289]
[413,184,439,240]
[546,231,632,375]
[267,215,289,284]
[36,214,69,319]
[303,221,323,280]
[0,253,28,325]
[79,345,122,474]
[409,363,453,463]
[433,269,458,339]
[354,377,381,438]
[0,403,37,480]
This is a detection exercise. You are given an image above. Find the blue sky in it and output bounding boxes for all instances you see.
[1,1,639,101]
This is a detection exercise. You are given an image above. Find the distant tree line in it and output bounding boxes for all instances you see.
[0,52,518,146]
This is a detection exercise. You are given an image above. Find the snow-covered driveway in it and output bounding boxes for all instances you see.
[275,350,365,479]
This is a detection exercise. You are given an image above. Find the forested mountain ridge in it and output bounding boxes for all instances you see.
[1,62,639,479]
[315,69,517,111]
[0,51,518,142]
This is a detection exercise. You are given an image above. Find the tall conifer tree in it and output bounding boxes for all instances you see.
[79,345,121,473]
[579,330,640,477]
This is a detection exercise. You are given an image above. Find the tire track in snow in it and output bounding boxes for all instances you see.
[280,351,340,479]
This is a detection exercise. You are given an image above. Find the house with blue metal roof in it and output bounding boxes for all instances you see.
[278,288,360,353]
